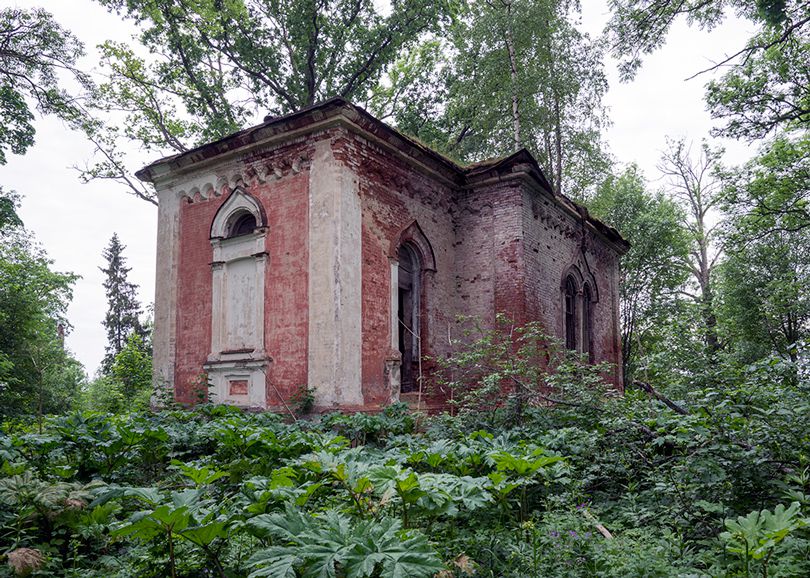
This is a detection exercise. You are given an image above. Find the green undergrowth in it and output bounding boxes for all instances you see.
[1,356,810,577]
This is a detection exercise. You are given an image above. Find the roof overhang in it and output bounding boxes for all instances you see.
[136,98,628,255]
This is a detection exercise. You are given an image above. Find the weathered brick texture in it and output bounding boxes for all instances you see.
[139,99,627,411]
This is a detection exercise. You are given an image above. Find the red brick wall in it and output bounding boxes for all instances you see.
[174,140,314,406]
[332,130,458,407]
[455,182,529,326]
[521,186,623,386]
[172,129,623,409]
[175,194,216,404]
[256,167,310,408]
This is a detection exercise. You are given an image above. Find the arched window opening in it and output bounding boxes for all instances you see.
[583,284,593,361]
[397,244,421,393]
[228,212,257,238]
[564,276,578,350]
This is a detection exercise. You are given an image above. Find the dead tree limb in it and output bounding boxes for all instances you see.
[632,380,689,415]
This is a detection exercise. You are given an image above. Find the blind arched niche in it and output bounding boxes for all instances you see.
[205,188,269,407]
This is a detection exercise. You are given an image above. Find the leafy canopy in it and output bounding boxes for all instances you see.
[83,0,454,203]
[0,8,90,164]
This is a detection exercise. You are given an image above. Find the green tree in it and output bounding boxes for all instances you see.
[81,0,453,204]
[705,23,809,140]
[100,234,145,373]
[383,0,610,199]
[723,132,810,239]
[111,332,153,402]
[718,229,809,364]
[717,132,810,363]
[0,7,90,164]
[588,165,690,384]
[0,189,82,419]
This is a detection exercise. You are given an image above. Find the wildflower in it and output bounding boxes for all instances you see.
[453,554,476,574]
[64,498,86,510]
[569,530,578,538]
[550,530,560,538]
[7,548,44,577]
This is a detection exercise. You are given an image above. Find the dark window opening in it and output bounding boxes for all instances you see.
[229,213,256,238]
[397,244,420,393]
[583,284,593,362]
[564,276,577,350]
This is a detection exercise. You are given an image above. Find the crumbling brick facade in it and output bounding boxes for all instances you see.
[137,99,628,412]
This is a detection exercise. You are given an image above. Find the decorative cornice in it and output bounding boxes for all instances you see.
[139,98,627,252]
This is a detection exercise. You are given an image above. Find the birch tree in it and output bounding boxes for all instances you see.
[383,0,610,200]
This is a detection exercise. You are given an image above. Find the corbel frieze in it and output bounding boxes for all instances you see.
[174,151,312,204]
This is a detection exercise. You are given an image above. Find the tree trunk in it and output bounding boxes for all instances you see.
[503,3,521,151]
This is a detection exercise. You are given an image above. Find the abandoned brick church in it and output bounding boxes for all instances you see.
[137,98,628,412]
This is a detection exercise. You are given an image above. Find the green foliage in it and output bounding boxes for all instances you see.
[289,385,316,416]
[383,0,610,199]
[723,133,810,240]
[321,403,415,446]
[100,234,147,374]
[589,165,690,383]
[0,8,90,164]
[0,190,83,420]
[80,376,129,414]
[111,333,153,402]
[80,334,153,414]
[607,0,808,139]
[718,230,810,364]
[247,506,443,578]
[0,368,807,576]
[81,0,454,203]
[706,20,809,140]
[436,315,610,426]
[722,502,805,559]
[718,132,810,365]
[1,316,809,576]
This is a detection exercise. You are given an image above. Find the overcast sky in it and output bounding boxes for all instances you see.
[3,0,756,376]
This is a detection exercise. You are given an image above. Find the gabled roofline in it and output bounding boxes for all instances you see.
[461,149,629,255]
[136,98,628,254]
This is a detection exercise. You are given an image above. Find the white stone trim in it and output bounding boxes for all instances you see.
[307,140,363,408]
[206,191,269,408]
[210,188,264,238]
[390,260,399,351]
[203,360,267,408]
[152,185,182,404]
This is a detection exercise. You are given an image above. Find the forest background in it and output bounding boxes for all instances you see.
[0,0,808,576]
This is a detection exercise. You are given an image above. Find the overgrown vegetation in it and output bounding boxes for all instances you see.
[1,346,808,577]
[2,1,809,575]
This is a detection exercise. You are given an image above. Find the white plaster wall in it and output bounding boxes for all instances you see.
[307,140,363,407]
[152,185,181,403]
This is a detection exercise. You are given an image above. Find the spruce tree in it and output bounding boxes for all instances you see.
[100,233,144,373]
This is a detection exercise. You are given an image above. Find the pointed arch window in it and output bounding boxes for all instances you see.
[389,221,436,396]
[228,212,257,238]
[397,244,421,393]
[564,275,578,350]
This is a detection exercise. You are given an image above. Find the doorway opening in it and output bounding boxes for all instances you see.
[397,244,420,393]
